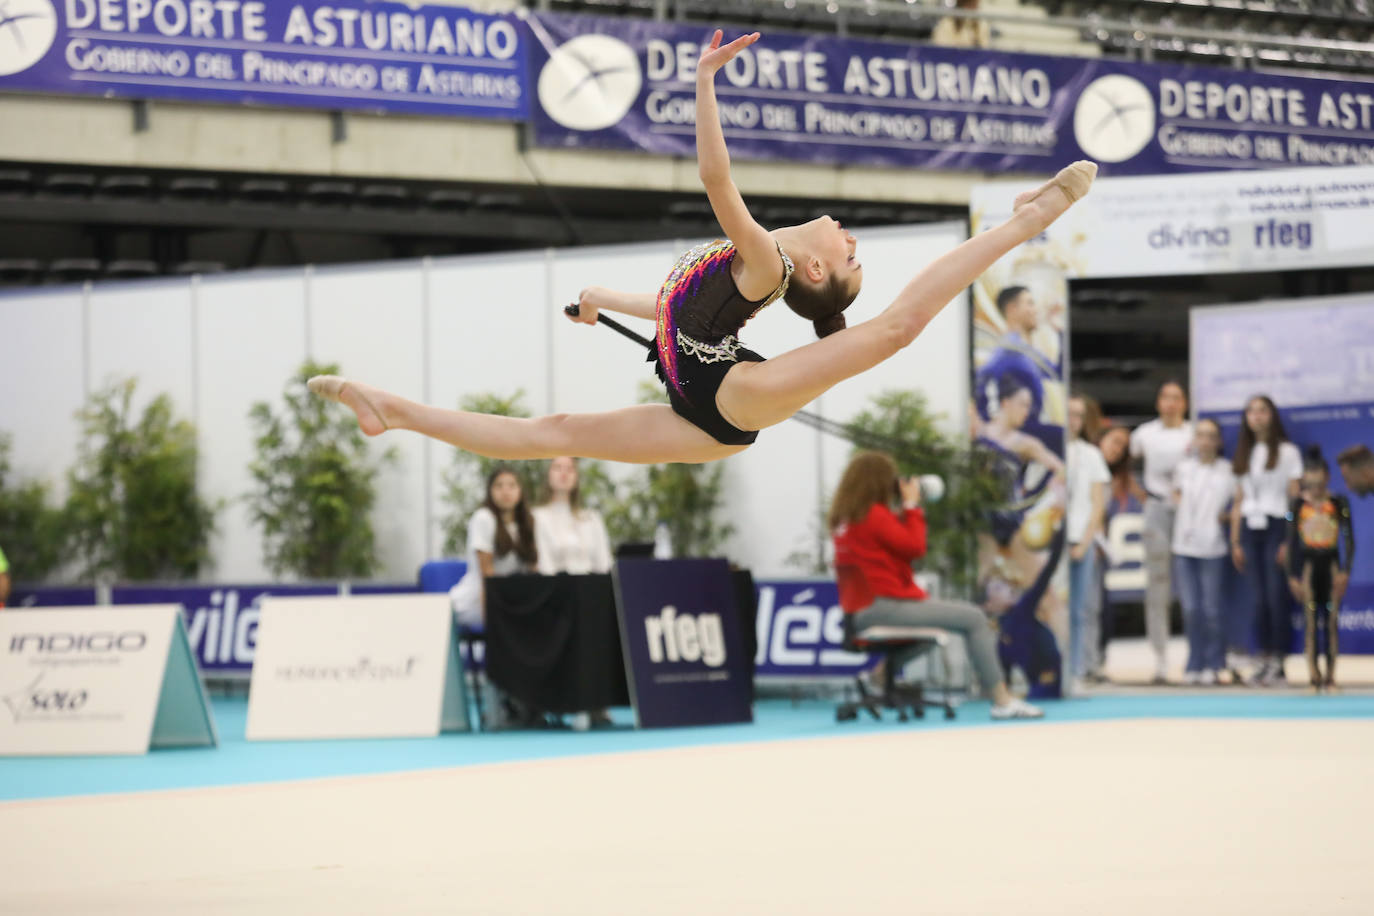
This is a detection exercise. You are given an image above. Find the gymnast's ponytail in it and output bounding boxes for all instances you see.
[784,273,859,339]
[814,314,847,337]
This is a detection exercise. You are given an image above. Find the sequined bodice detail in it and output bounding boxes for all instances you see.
[654,239,793,397]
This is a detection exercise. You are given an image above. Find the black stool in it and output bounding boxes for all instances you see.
[837,616,956,723]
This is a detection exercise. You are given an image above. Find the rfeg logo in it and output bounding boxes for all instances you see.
[644,605,726,668]
[0,0,58,77]
[537,32,641,131]
[1073,73,1156,164]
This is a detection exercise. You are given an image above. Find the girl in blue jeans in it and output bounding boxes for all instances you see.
[1229,396,1303,686]
[1171,419,1236,685]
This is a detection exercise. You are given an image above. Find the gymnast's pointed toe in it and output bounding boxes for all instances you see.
[307,374,390,436]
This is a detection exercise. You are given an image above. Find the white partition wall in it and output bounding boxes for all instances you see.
[309,264,429,578]
[195,271,311,581]
[1,221,969,580]
[0,289,86,506]
[427,250,556,557]
[87,281,197,420]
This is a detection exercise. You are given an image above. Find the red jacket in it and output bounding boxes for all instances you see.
[832,503,928,613]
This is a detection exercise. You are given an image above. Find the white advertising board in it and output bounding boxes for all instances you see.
[0,605,217,756]
[245,594,468,741]
[970,163,1374,279]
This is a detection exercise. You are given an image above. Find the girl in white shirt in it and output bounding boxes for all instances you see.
[1229,395,1302,686]
[534,456,615,728]
[449,467,539,628]
[533,456,613,576]
[1171,419,1235,685]
[1129,380,1193,683]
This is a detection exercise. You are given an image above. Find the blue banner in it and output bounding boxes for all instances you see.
[1193,295,1374,654]
[0,1,528,119]
[753,580,873,678]
[613,558,752,728]
[528,12,1374,175]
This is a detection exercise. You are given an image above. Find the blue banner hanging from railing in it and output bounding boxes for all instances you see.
[0,1,528,120]
[527,12,1374,175]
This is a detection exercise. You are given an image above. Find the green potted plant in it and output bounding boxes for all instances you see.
[246,361,392,579]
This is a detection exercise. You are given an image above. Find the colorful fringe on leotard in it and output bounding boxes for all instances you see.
[655,240,736,397]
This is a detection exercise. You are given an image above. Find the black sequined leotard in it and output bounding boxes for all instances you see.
[650,239,793,446]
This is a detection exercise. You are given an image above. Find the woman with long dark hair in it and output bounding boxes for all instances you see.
[449,466,538,627]
[1229,395,1303,686]
[831,451,1042,719]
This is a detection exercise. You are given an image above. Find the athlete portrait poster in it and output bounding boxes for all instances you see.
[969,215,1077,699]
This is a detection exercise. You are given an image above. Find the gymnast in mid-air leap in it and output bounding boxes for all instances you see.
[309,29,1097,465]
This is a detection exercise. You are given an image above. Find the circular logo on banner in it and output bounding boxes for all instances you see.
[538,33,642,132]
[1073,74,1156,163]
[0,0,58,77]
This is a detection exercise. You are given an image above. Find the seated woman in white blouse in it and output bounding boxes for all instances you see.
[534,456,613,576]
[449,467,539,628]
[534,456,615,729]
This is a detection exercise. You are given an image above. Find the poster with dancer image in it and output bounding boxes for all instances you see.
[968,219,1075,699]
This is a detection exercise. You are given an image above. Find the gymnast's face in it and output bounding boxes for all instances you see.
[1301,467,1329,499]
[797,215,863,299]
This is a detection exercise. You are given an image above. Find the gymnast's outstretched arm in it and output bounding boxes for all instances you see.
[566,286,657,325]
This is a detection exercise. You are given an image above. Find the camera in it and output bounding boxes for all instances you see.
[894,474,946,504]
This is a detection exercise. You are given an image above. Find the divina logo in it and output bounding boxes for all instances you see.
[9,631,148,653]
[644,605,726,668]
[1148,222,1230,249]
[0,0,58,77]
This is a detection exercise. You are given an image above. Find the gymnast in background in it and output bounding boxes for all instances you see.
[1287,447,1354,693]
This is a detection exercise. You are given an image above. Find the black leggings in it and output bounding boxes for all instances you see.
[1300,558,1341,686]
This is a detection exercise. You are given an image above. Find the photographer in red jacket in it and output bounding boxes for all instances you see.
[831,452,1042,720]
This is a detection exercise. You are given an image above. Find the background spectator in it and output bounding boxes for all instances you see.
[1066,393,1109,692]
[534,457,612,576]
[0,544,9,609]
[534,455,615,729]
[831,451,1042,719]
[1171,419,1235,686]
[1130,380,1193,683]
[1230,395,1302,686]
[932,0,992,49]
[1337,444,1374,498]
[449,467,538,628]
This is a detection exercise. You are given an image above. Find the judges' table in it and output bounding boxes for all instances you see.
[483,571,757,717]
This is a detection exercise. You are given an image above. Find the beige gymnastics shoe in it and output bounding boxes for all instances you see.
[307,375,389,437]
[1013,160,1098,213]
